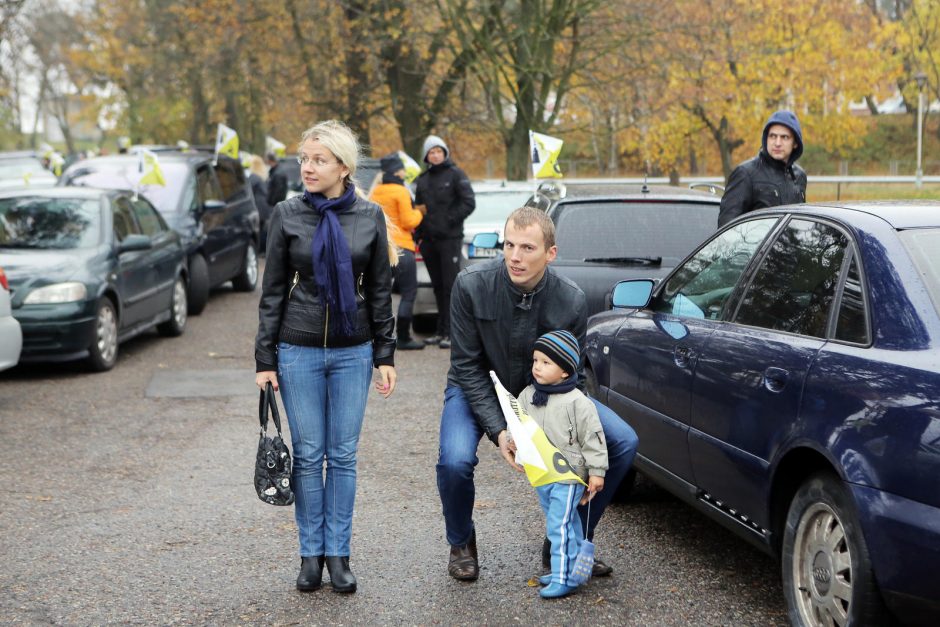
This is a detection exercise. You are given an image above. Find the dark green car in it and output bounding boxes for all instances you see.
[0,188,188,371]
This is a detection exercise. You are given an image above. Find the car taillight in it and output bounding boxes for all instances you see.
[0,267,8,291]
[414,243,423,262]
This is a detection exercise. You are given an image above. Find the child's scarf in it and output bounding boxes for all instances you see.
[305,184,358,337]
[530,375,578,407]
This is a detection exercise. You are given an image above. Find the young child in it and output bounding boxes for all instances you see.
[518,330,608,599]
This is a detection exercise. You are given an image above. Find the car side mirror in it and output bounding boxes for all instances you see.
[118,234,153,253]
[471,232,500,249]
[200,199,226,214]
[611,279,655,308]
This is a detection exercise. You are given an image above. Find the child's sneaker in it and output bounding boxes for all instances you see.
[539,582,577,598]
[537,573,552,586]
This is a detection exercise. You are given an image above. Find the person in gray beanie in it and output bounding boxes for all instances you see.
[413,135,475,349]
[718,109,807,227]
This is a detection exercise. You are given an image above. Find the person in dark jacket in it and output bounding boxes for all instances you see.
[436,206,638,583]
[265,151,289,208]
[255,120,397,595]
[717,110,807,227]
[248,155,272,254]
[413,135,475,349]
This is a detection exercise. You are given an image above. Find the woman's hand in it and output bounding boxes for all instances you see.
[256,370,278,391]
[375,365,397,398]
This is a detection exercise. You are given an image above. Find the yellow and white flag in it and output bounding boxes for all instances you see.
[215,123,239,160]
[490,371,586,488]
[398,151,421,184]
[48,152,65,177]
[529,130,563,179]
[138,149,166,186]
[265,136,287,158]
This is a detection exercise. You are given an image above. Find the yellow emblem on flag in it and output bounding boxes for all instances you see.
[215,123,239,160]
[265,136,287,158]
[398,151,422,184]
[490,371,586,488]
[138,149,166,187]
[529,130,563,179]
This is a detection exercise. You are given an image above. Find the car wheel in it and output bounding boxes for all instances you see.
[584,365,600,399]
[187,254,210,315]
[86,298,118,372]
[231,242,258,292]
[157,276,188,337]
[782,472,889,627]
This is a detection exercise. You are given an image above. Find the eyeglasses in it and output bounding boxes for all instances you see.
[297,155,339,167]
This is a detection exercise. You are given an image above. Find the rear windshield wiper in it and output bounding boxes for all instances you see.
[582,256,662,265]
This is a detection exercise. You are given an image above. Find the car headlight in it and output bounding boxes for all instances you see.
[23,282,87,304]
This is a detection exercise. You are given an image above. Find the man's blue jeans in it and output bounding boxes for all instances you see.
[277,341,373,558]
[436,385,639,546]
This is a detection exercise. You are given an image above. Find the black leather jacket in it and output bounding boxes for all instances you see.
[718,149,807,227]
[255,194,395,371]
[414,159,475,240]
[447,259,587,444]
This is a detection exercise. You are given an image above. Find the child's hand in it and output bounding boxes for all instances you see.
[580,476,605,504]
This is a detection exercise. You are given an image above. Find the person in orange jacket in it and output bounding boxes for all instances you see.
[370,153,426,349]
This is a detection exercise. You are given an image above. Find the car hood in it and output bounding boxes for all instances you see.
[0,249,86,289]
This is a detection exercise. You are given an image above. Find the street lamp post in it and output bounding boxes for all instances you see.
[915,71,927,190]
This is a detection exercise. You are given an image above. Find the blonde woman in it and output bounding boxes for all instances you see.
[255,120,396,594]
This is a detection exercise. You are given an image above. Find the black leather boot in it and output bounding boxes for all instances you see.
[325,556,357,593]
[296,556,324,592]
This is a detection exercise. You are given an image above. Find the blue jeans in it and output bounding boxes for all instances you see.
[277,341,373,557]
[436,385,638,546]
[537,482,585,585]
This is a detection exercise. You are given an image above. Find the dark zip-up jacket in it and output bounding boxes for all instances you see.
[414,159,475,240]
[447,258,587,445]
[718,148,807,227]
[255,194,395,371]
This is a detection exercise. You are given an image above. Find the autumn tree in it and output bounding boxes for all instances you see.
[895,0,940,138]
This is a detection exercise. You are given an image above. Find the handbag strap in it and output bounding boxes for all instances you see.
[259,382,285,437]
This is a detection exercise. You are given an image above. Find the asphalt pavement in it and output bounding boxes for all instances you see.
[0,271,787,626]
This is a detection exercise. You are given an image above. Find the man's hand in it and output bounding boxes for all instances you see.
[580,476,605,505]
[415,203,427,216]
[497,430,523,472]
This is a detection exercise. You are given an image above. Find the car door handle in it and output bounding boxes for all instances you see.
[673,346,695,368]
[763,367,789,392]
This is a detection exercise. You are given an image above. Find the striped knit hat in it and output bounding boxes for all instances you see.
[534,330,580,376]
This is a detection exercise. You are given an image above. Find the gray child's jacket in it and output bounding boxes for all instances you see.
[518,386,609,483]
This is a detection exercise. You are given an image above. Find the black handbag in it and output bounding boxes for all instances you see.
[254,382,294,506]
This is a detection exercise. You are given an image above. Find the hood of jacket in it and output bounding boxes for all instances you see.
[422,135,449,162]
[761,109,803,165]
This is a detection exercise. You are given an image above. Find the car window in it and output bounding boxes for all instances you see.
[835,254,869,344]
[196,166,222,204]
[735,219,849,338]
[131,198,165,236]
[63,160,189,215]
[898,228,940,317]
[215,159,245,201]
[652,218,778,319]
[112,197,141,241]
[469,191,532,227]
[0,196,102,249]
[552,201,720,265]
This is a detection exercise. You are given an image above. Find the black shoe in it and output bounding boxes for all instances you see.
[448,530,478,581]
[325,556,357,593]
[397,337,425,350]
[424,334,443,346]
[439,336,451,349]
[296,556,324,592]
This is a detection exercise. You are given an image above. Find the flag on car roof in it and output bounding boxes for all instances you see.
[529,130,563,179]
[138,149,166,187]
[215,123,239,161]
[490,371,586,488]
[265,136,287,158]
[398,151,421,184]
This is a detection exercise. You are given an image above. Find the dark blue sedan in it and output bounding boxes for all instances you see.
[0,188,188,371]
[585,202,940,626]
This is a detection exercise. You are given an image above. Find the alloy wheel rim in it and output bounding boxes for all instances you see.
[792,502,852,627]
[245,246,258,285]
[97,304,117,363]
[172,280,187,328]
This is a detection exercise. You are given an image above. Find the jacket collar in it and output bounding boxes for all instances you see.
[499,263,550,311]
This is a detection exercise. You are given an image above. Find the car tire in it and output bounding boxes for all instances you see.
[584,365,600,399]
[187,254,210,315]
[231,242,258,292]
[782,472,889,627]
[86,298,119,372]
[157,276,188,337]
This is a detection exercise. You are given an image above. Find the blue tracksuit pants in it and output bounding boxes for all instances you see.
[536,482,586,585]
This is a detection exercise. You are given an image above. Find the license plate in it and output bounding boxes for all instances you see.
[469,245,498,258]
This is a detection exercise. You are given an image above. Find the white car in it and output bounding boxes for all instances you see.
[0,266,22,372]
[412,182,533,329]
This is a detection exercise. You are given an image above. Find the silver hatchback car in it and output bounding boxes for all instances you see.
[0,266,22,372]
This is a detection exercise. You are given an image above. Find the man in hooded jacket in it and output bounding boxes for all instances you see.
[414,135,476,349]
[718,110,807,227]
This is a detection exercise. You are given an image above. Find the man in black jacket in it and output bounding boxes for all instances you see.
[265,152,289,209]
[414,135,475,349]
[436,206,638,582]
[718,110,807,227]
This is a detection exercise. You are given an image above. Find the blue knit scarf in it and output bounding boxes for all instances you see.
[531,375,578,407]
[304,184,358,337]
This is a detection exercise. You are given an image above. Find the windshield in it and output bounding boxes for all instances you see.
[0,196,101,249]
[899,228,940,315]
[0,158,51,179]
[64,160,189,215]
[552,201,719,265]
[468,191,532,226]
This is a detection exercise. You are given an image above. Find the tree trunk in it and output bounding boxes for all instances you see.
[342,2,371,147]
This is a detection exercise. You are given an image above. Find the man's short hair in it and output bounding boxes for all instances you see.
[264,151,277,163]
[506,206,555,249]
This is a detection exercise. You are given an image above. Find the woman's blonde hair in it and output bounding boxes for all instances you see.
[249,155,267,178]
[299,120,360,185]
